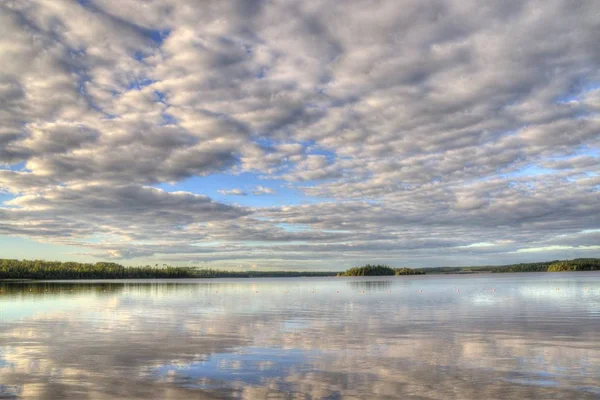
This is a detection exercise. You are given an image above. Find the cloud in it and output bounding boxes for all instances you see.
[0,0,598,268]
[252,186,276,195]
[0,184,249,245]
[218,188,248,196]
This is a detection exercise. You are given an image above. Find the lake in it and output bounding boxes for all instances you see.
[1,272,599,399]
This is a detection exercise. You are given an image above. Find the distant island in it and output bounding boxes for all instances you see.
[0,258,599,280]
[337,265,424,276]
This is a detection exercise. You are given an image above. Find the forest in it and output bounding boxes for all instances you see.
[0,259,195,280]
[422,258,600,274]
[546,259,600,272]
[337,265,424,276]
[0,259,335,280]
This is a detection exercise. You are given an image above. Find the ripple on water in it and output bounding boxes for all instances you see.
[0,273,599,399]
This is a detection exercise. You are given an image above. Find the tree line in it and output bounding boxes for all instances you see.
[546,259,600,272]
[1,258,598,280]
[337,259,600,276]
[0,259,337,280]
[0,259,195,280]
[419,258,600,274]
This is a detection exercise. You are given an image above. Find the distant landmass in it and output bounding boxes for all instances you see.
[337,265,424,276]
[417,258,600,274]
[0,258,599,280]
[0,259,334,280]
[337,259,600,276]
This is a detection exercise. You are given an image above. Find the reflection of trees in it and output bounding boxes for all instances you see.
[0,281,261,297]
[346,280,392,291]
[0,282,125,296]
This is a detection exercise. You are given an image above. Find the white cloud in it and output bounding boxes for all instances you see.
[252,186,276,195]
[0,0,598,268]
[218,188,248,196]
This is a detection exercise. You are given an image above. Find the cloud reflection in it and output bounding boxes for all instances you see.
[0,275,599,399]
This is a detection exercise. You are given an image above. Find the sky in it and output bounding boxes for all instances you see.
[0,0,599,271]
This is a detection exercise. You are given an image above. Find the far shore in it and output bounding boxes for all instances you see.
[1,258,599,280]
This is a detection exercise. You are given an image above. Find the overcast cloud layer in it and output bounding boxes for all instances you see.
[1,0,599,269]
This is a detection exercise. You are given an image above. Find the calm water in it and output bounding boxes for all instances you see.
[1,273,599,399]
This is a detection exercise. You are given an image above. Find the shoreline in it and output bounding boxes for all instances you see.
[2,257,599,280]
[3,269,600,282]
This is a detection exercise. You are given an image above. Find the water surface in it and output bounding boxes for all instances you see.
[1,273,599,399]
